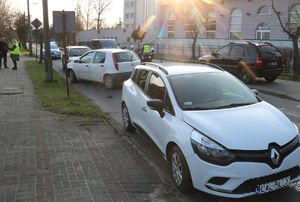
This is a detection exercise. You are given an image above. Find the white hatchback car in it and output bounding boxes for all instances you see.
[121,63,300,198]
[61,46,91,68]
[67,49,140,89]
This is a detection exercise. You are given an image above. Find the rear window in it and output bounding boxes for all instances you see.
[115,51,139,62]
[258,45,282,57]
[91,40,119,49]
[69,48,90,56]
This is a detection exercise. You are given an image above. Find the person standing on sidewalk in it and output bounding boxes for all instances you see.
[0,36,9,69]
[9,39,20,70]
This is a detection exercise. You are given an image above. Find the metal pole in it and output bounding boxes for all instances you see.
[35,28,38,62]
[62,10,70,98]
[42,0,53,81]
[27,0,32,56]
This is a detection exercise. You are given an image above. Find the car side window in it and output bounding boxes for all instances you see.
[230,46,244,57]
[246,46,258,57]
[135,70,149,91]
[93,52,106,63]
[216,45,230,56]
[80,52,94,63]
[147,73,173,113]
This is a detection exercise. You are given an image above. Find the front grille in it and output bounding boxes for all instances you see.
[230,136,299,168]
[233,166,300,194]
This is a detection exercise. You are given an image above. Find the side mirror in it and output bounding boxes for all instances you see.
[147,99,165,118]
[251,89,259,95]
[74,60,79,63]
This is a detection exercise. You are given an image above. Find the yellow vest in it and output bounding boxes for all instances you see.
[143,44,151,53]
[10,43,20,55]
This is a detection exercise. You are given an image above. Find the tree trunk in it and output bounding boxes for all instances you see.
[292,39,299,80]
[192,38,196,60]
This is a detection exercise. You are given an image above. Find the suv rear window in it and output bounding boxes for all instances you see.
[115,51,139,62]
[258,45,281,57]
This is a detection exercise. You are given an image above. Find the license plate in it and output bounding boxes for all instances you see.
[256,176,291,195]
[269,61,277,66]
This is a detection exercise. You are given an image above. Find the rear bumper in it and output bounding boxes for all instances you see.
[253,68,283,77]
[110,72,133,85]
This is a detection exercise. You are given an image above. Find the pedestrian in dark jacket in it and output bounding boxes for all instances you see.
[0,37,9,69]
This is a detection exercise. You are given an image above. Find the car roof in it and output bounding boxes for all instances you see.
[136,63,223,76]
[67,46,90,49]
[94,48,132,53]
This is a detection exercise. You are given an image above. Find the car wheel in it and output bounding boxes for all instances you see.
[104,74,114,89]
[264,75,278,82]
[170,146,192,193]
[121,103,135,133]
[68,70,77,83]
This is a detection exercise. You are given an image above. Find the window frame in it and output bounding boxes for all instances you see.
[145,72,174,115]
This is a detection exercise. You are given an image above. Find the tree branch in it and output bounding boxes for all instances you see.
[272,0,293,37]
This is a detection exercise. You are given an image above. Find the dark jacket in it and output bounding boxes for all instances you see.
[0,41,8,53]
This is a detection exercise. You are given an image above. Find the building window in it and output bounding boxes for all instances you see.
[206,12,216,39]
[257,5,271,15]
[126,14,129,19]
[130,13,134,18]
[256,23,270,40]
[168,14,176,38]
[230,8,242,39]
[125,24,129,29]
[290,4,300,23]
[130,1,134,7]
[185,17,194,39]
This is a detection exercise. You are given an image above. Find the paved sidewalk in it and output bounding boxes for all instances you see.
[0,58,164,201]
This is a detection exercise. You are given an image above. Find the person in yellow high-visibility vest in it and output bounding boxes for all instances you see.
[9,39,20,70]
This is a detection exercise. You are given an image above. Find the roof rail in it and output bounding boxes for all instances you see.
[199,61,224,71]
[142,62,169,75]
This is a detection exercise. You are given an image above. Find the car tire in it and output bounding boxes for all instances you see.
[104,74,115,89]
[170,146,193,193]
[68,70,77,83]
[121,103,135,133]
[264,75,278,82]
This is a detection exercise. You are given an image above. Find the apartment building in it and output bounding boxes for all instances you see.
[124,0,299,42]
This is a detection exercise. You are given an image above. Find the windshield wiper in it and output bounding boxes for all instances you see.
[211,102,255,109]
[183,107,212,111]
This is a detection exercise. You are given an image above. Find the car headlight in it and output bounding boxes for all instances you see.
[191,130,235,166]
[292,122,300,143]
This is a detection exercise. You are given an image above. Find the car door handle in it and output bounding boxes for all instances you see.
[142,107,147,112]
[100,65,104,67]
[86,65,89,67]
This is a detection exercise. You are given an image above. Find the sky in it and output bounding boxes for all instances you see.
[9,0,123,27]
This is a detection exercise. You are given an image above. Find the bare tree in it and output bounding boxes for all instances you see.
[272,0,300,79]
[0,0,15,37]
[93,0,112,30]
[14,12,28,50]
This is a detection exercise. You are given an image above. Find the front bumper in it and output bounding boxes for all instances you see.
[187,146,300,198]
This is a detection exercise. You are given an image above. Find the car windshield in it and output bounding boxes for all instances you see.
[100,40,118,48]
[50,44,59,49]
[169,72,259,110]
[115,51,139,62]
[69,48,90,57]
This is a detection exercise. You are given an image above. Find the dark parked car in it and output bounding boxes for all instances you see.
[88,39,119,49]
[199,42,285,83]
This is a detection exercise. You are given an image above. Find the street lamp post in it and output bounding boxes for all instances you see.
[27,0,32,56]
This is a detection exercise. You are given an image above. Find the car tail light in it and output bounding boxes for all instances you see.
[112,53,119,71]
[255,57,263,68]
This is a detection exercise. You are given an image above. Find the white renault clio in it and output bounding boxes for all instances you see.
[121,63,300,198]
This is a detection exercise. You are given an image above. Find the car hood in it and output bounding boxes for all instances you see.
[182,102,296,150]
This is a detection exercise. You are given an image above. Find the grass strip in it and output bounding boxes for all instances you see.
[25,60,106,118]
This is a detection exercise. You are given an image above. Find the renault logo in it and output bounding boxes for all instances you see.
[270,148,280,166]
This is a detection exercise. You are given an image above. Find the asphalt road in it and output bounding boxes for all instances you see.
[52,59,300,201]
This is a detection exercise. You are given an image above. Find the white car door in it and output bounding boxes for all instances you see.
[89,51,106,82]
[74,51,94,80]
[142,73,176,152]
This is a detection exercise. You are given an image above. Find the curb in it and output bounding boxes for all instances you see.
[255,88,300,102]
